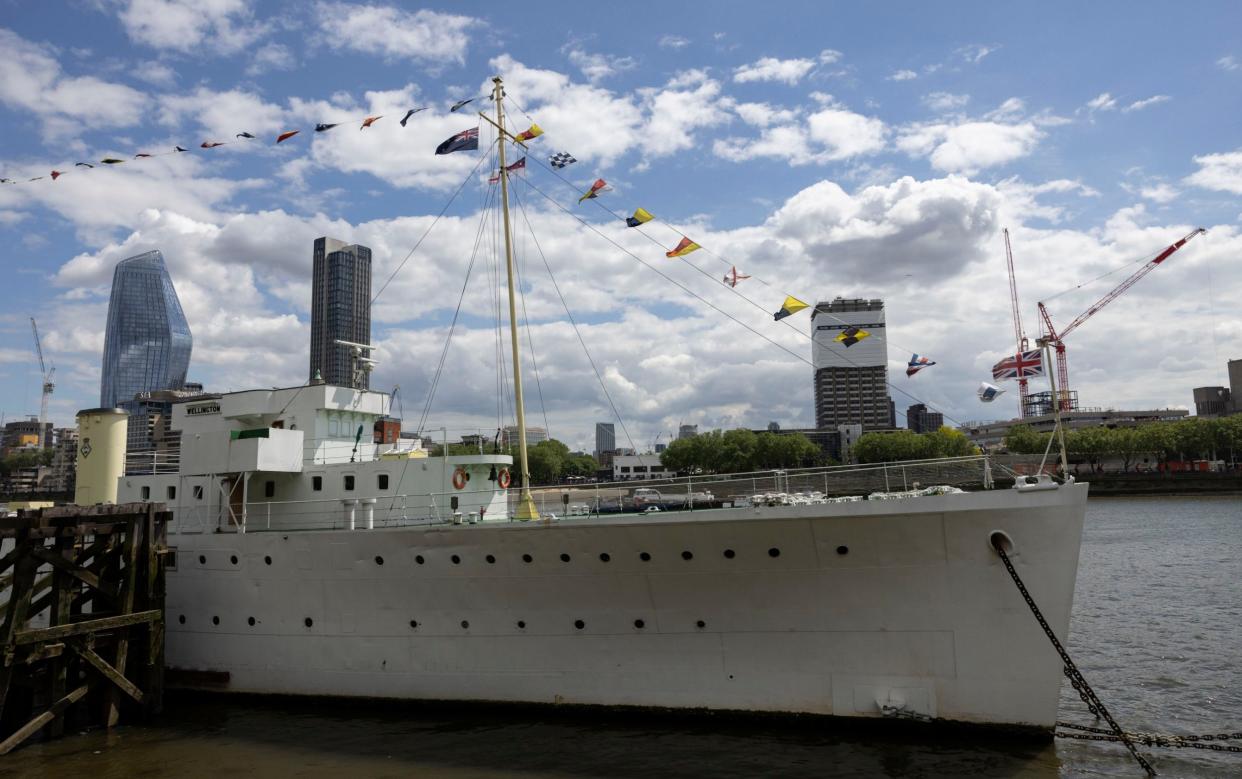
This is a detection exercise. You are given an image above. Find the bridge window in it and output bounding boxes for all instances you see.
[167,486,176,500]
[312,476,323,491]
[140,485,150,500]
[377,473,389,490]
[344,475,355,491]
[264,480,275,498]
[193,485,203,500]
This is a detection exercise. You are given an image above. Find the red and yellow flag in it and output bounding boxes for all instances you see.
[665,237,701,258]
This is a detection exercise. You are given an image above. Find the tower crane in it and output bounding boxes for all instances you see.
[30,317,55,449]
[1002,229,1031,417]
[1037,228,1206,411]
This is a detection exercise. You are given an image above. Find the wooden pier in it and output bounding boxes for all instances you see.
[0,503,167,754]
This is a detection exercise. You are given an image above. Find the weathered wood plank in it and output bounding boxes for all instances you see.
[70,641,144,705]
[13,610,161,645]
[29,547,118,600]
[106,515,142,727]
[0,684,89,756]
[48,533,74,738]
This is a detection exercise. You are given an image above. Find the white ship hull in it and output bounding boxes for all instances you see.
[162,483,1086,730]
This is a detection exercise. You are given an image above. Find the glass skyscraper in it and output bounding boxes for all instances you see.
[99,250,193,412]
[309,237,372,389]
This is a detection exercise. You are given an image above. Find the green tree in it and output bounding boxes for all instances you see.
[1003,425,1051,454]
[1066,426,1112,470]
[924,426,977,458]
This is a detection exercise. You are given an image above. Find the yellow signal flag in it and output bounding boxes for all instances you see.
[773,296,809,321]
[513,123,544,142]
[665,236,701,258]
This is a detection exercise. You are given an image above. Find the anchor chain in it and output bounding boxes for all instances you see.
[992,543,1157,776]
[1056,722,1242,754]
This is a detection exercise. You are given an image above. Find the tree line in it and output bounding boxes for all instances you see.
[1004,416,1242,471]
[659,429,823,474]
[851,427,978,464]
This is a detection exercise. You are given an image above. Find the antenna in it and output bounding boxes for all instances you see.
[333,339,377,390]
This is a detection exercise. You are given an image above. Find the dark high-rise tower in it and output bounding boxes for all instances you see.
[309,237,372,388]
[100,250,192,411]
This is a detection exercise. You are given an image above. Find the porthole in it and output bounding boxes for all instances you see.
[768,547,781,558]
[230,554,238,565]
[599,553,611,562]
[723,549,736,559]
[375,555,384,565]
[409,620,418,629]
[304,617,313,628]
[639,552,651,562]
[681,550,693,561]
[451,555,461,565]
[247,617,256,627]
[522,554,533,563]
[264,555,272,566]
[560,553,571,563]
[415,555,425,565]
[634,619,645,629]
[517,620,526,629]
[461,620,470,629]
[178,615,186,624]
[212,616,220,626]
[696,620,706,629]
[486,554,496,564]
[836,545,849,556]
[574,619,585,630]
[198,554,206,565]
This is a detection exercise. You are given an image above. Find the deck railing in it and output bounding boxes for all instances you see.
[166,456,1001,534]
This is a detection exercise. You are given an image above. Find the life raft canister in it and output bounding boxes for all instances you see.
[452,467,468,490]
[497,468,512,489]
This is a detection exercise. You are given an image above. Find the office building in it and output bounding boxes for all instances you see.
[45,427,78,493]
[500,425,548,448]
[812,298,892,431]
[612,454,671,481]
[1193,386,1231,417]
[906,403,944,434]
[595,422,615,458]
[2,417,52,457]
[124,384,214,473]
[100,250,193,411]
[310,237,372,389]
[677,424,698,440]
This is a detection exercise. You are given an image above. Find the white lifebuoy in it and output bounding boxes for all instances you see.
[452,468,467,490]
[497,469,512,489]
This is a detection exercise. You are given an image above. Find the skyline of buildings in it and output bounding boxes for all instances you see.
[309,237,373,389]
[99,250,193,412]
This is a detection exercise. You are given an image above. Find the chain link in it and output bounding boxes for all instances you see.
[993,544,1158,776]
[1057,722,1242,753]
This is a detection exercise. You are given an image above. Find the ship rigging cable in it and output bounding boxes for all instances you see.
[515,172,972,429]
[512,186,641,455]
[513,140,967,427]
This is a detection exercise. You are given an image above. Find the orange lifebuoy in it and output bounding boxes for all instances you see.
[451,468,467,490]
[497,469,512,489]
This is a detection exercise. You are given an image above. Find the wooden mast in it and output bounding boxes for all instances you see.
[492,76,539,520]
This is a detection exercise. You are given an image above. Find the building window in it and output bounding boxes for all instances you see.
[193,485,203,500]
[264,480,275,498]
[167,486,176,500]
[620,467,630,473]
[312,476,323,491]
[344,475,355,491]
[377,473,389,490]
[634,466,647,473]
[140,485,150,500]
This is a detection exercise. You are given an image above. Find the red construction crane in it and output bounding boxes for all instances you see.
[1037,227,1206,411]
[1002,228,1031,417]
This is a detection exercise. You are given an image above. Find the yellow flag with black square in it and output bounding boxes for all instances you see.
[835,326,870,347]
[773,296,808,321]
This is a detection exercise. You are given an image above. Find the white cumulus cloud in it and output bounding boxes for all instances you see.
[733,56,817,85]
[313,3,480,65]
[117,0,268,54]
[1184,149,1242,194]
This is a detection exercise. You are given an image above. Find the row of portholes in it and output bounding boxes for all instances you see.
[382,546,852,567]
[193,545,853,570]
[177,614,708,632]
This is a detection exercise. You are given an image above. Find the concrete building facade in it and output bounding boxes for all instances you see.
[907,403,945,434]
[812,298,892,432]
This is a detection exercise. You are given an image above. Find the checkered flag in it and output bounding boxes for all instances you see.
[549,151,576,169]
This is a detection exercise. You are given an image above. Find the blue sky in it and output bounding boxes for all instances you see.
[2,1,1240,451]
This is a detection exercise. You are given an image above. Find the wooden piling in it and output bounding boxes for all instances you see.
[0,503,167,754]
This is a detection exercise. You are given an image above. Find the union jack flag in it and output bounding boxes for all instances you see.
[992,349,1044,381]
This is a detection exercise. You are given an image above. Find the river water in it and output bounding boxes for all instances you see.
[3,496,1239,778]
